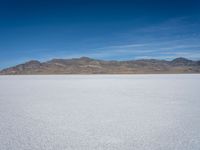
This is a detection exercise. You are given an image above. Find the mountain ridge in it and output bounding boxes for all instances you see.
[1,57,200,74]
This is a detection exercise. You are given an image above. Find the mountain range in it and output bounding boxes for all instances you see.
[0,57,200,74]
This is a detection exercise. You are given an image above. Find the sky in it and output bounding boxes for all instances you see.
[0,0,200,69]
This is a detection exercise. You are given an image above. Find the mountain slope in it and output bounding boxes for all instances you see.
[0,57,200,74]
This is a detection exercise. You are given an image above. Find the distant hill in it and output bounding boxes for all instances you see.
[0,57,200,74]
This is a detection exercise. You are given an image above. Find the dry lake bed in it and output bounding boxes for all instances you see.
[0,75,200,150]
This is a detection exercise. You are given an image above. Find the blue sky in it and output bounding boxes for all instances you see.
[0,0,200,69]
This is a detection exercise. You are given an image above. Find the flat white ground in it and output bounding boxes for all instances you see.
[0,75,200,150]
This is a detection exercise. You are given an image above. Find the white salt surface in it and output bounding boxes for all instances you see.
[0,75,200,150]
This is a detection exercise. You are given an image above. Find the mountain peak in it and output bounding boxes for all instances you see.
[79,56,93,60]
[25,60,41,64]
[172,57,190,62]
[171,57,193,66]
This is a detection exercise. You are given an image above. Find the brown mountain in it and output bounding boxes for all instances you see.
[0,57,200,74]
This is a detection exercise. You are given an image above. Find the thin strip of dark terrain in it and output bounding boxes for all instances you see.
[0,57,200,75]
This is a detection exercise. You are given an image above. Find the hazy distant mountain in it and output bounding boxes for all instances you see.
[0,57,200,74]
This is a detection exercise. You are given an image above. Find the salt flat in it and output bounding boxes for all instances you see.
[0,75,200,150]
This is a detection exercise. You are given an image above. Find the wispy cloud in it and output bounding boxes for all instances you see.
[84,16,200,60]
